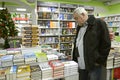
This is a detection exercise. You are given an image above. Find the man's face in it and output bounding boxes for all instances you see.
[73,13,85,26]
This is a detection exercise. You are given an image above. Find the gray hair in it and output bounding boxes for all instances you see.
[73,7,88,15]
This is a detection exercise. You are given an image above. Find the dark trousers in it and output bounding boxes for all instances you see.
[78,65,106,80]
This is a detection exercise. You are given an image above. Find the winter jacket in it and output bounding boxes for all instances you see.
[72,15,111,70]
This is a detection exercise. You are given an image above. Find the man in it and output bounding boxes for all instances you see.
[72,7,111,80]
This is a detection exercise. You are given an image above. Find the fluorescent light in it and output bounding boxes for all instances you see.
[0,7,5,10]
[16,8,26,11]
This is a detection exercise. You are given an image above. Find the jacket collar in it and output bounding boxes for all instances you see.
[87,15,96,26]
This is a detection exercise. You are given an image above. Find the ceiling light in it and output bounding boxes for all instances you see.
[16,8,26,11]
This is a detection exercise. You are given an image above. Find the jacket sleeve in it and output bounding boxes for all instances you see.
[96,19,111,65]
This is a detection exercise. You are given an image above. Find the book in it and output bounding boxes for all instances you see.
[35,52,48,62]
[39,62,52,79]
[24,52,36,64]
[13,54,24,65]
[47,54,58,61]
[10,65,17,80]
[0,68,6,80]
[5,67,11,80]
[17,64,31,78]
[62,61,78,77]
[30,65,42,80]
[1,55,13,67]
[49,60,64,78]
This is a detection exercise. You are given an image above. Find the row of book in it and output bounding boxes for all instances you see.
[60,21,76,28]
[60,36,74,42]
[61,28,76,35]
[38,12,59,20]
[37,6,75,13]
[40,28,59,35]
[107,22,120,27]
[37,7,59,12]
[39,37,59,44]
[39,28,76,36]
[0,52,60,67]
[38,12,74,20]
[104,16,120,22]
[38,21,59,28]
[0,60,78,80]
[39,36,74,44]
[60,8,75,13]
[60,43,72,50]
[0,46,68,67]
[38,21,76,28]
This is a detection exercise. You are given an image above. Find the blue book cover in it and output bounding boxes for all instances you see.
[59,13,64,20]
[1,55,13,61]
[10,65,17,73]
[24,52,36,59]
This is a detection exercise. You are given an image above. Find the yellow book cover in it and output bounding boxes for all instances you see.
[17,64,31,77]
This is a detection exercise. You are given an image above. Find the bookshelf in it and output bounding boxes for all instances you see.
[102,15,120,35]
[37,1,94,57]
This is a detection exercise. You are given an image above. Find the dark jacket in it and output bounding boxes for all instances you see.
[72,15,111,70]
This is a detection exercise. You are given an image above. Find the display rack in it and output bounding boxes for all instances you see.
[102,15,120,35]
[11,12,31,36]
[7,12,32,48]
[0,47,79,80]
[37,1,94,57]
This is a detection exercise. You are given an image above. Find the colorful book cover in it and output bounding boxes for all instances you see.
[35,52,48,62]
[1,55,13,62]
[10,65,17,80]
[30,65,41,73]
[17,64,31,77]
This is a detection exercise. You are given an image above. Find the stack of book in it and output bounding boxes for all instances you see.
[6,65,17,80]
[114,53,120,68]
[39,62,52,80]
[0,68,6,80]
[47,54,58,61]
[13,54,24,65]
[30,65,42,80]
[49,60,64,78]
[106,53,114,69]
[62,61,78,77]
[17,64,31,80]
[1,55,13,67]
[10,65,17,80]
[6,48,21,55]
[35,52,48,62]
[24,52,37,64]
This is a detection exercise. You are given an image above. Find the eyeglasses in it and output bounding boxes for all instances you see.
[74,15,82,21]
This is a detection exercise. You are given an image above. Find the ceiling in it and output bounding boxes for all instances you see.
[0,0,120,12]
[0,0,36,12]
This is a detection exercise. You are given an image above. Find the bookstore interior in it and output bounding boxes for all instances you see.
[0,0,120,80]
